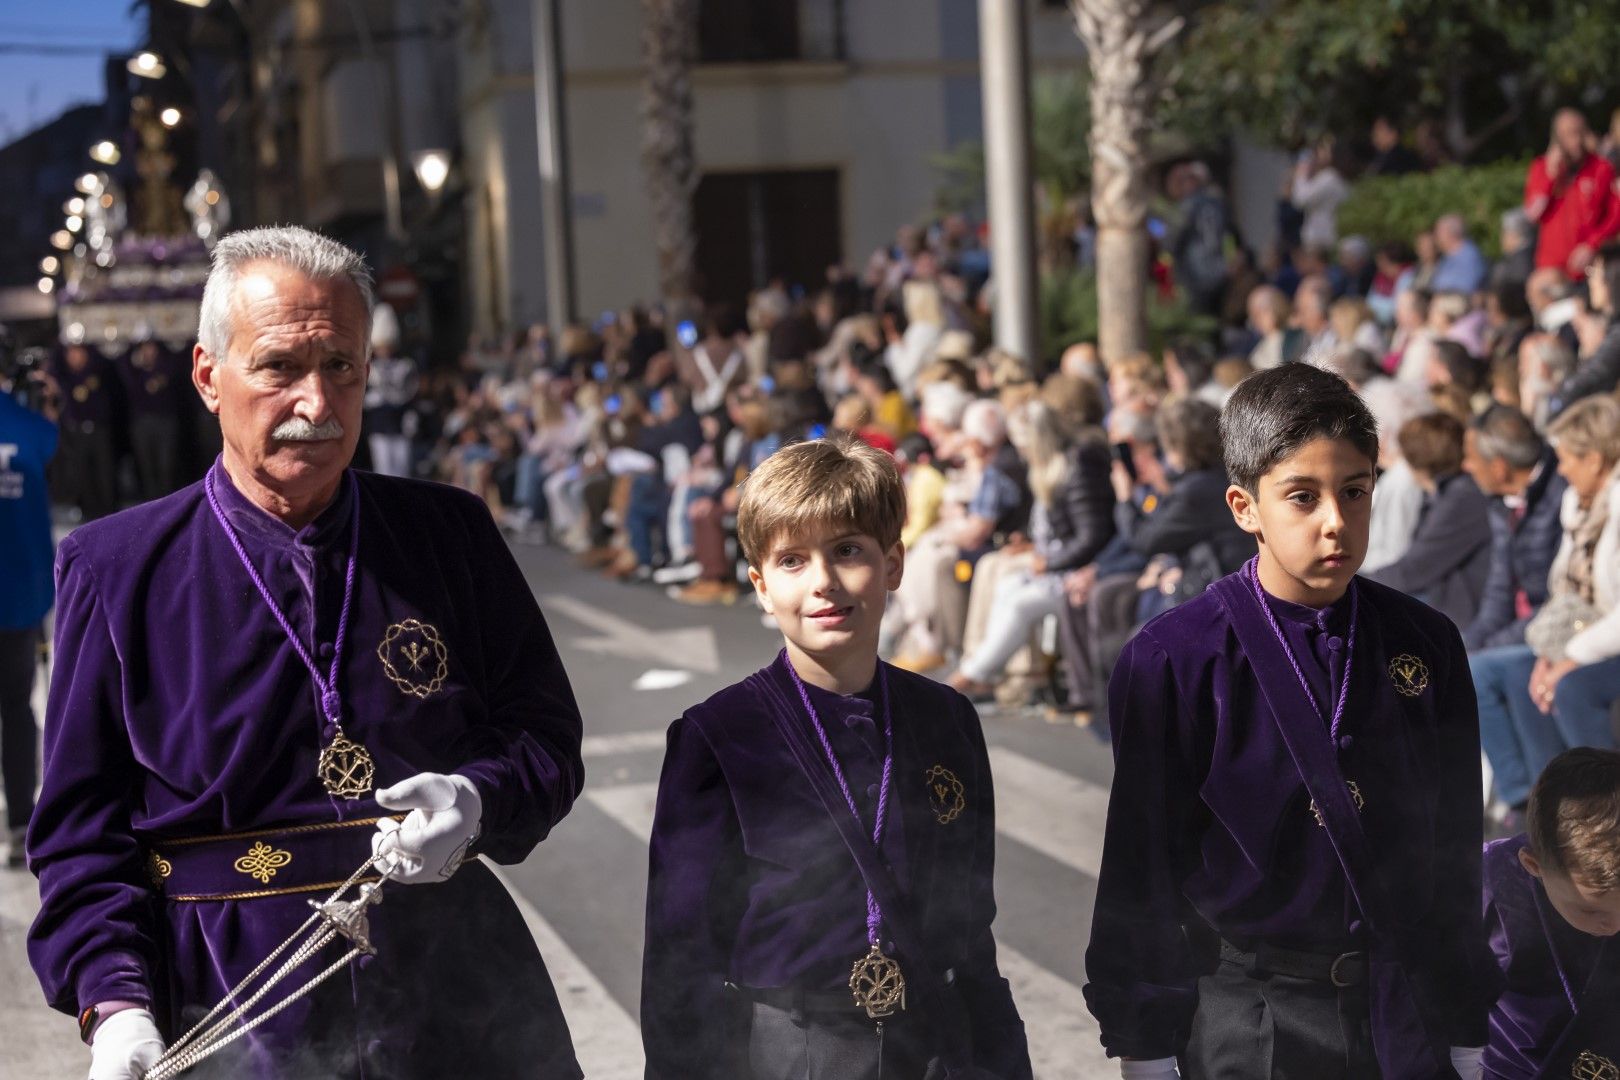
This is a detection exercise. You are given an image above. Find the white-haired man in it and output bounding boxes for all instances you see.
[27,226,585,1079]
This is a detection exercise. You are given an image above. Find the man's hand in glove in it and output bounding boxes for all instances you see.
[89,1009,164,1080]
[371,773,482,884]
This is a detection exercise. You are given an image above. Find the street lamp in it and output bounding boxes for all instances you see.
[38,278,55,295]
[412,150,451,197]
[128,51,167,79]
[51,231,74,251]
[76,173,102,195]
[40,256,60,275]
[65,197,86,215]
[90,140,121,165]
[66,215,84,233]
[160,107,183,127]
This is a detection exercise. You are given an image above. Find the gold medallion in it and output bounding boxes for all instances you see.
[1573,1051,1620,1080]
[318,729,376,798]
[377,619,450,698]
[1309,780,1365,828]
[849,943,906,1019]
[1388,654,1429,697]
[925,765,966,825]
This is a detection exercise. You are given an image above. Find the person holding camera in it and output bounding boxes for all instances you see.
[0,343,57,867]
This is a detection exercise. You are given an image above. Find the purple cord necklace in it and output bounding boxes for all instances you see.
[205,467,375,799]
[783,649,907,1020]
[1245,556,1365,824]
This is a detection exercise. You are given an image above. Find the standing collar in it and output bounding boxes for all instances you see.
[207,456,355,551]
[1260,581,1352,634]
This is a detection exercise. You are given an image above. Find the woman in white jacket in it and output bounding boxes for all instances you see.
[1530,395,1620,750]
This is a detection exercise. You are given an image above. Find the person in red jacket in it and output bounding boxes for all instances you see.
[1525,108,1620,279]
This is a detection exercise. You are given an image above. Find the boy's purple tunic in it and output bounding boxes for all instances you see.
[1083,572,1490,1074]
[641,653,1031,1079]
[27,461,585,1078]
[1483,836,1620,1079]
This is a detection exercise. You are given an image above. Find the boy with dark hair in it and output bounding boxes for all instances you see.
[642,435,1031,1079]
[1084,364,1490,1078]
[1483,748,1620,1077]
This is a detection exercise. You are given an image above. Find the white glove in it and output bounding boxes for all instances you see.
[372,773,482,885]
[1450,1046,1484,1080]
[88,1008,164,1080]
[1120,1058,1180,1079]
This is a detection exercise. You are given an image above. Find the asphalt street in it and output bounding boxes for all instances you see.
[0,539,1121,1078]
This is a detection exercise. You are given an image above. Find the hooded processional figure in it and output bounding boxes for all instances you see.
[26,226,586,1080]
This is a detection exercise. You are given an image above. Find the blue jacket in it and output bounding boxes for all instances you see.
[0,392,57,629]
[1462,455,1568,651]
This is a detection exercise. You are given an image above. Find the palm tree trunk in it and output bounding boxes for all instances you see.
[1072,0,1181,364]
[641,0,700,311]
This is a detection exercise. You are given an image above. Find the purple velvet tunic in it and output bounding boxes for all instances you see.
[641,653,1031,1079]
[1483,835,1619,1079]
[27,461,586,1078]
[1083,572,1489,1072]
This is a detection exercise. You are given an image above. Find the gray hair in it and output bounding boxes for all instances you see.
[960,397,1007,448]
[197,225,375,358]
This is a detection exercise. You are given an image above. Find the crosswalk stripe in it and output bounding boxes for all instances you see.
[585,776,1112,1077]
[581,730,669,758]
[986,746,1111,878]
[485,863,646,1079]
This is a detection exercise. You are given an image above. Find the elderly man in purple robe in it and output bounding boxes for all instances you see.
[26,226,586,1079]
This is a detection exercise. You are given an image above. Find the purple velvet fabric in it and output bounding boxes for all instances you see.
[26,461,585,1078]
[1482,835,1618,1079]
[641,653,1031,1079]
[1083,572,1489,1069]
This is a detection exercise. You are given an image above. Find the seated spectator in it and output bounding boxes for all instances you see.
[948,401,1115,700]
[682,311,747,415]
[671,387,780,606]
[1329,296,1386,355]
[1163,339,1226,407]
[1519,333,1578,433]
[854,361,915,441]
[1366,412,1493,627]
[1038,369,1106,434]
[1387,286,1434,381]
[1490,208,1536,293]
[886,279,946,396]
[1246,284,1304,370]
[1431,213,1488,293]
[1106,351,1168,425]
[1292,274,1336,356]
[1527,266,1582,336]
[1368,242,1415,325]
[830,394,897,455]
[1361,378,1435,572]
[1477,396,1620,817]
[1427,339,1490,414]
[1549,242,1620,419]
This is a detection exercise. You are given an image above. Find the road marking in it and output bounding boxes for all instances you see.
[987,746,1111,878]
[485,863,645,1080]
[631,669,693,691]
[581,730,669,758]
[587,774,1111,1076]
[543,594,721,673]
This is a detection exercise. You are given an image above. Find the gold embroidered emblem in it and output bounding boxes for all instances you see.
[147,851,172,890]
[1310,780,1365,828]
[1388,654,1429,697]
[925,765,966,825]
[377,619,449,698]
[849,944,907,1019]
[318,731,376,798]
[233,841,293,884]
[1573,1051,1620,1080]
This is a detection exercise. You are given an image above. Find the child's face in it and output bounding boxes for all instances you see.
[1521,847,1620,937]
[1226,437,1375,606]
[749,525,903,669]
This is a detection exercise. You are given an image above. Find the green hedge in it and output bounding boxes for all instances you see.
[1039,267,1219,366]
[1336,159,1530,259]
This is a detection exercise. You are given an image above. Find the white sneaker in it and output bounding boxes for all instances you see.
[653,562,702,586]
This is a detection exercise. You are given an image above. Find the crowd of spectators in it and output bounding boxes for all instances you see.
[365,109,1620,826]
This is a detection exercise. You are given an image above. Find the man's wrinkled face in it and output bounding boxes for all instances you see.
[194,262,369,497]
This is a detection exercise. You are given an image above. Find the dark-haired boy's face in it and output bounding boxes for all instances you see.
[1226,437,1375,606]
[1520,847,1620,937]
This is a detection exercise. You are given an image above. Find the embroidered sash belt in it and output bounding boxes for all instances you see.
[143,815,404,902]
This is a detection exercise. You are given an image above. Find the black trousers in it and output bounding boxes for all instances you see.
[131,413,181,502]
[1056,572,1142,718]
[1182,954,1379,1080]
[55,423,117,519]
[747,1001,936,1080]
[0,627,39,832]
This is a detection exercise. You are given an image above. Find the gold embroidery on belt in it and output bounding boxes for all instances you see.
[167,876,385,904]
[147,852,172,890]
[234,841,293,884]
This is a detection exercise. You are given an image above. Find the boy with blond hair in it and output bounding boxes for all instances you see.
[641,435,1031,1079]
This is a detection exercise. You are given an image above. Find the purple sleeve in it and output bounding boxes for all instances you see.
[26,536,157,1015]
[641,716,748,1080]
[1083,630,1204,1060]
[450,503,584,863]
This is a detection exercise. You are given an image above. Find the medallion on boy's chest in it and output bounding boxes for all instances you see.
[1572,1051,1620,1080]
[1388,653,1430,698]
[378,618,450,698]
[925,764,966,825]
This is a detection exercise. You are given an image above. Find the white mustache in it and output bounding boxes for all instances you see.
[272,418,345,442]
